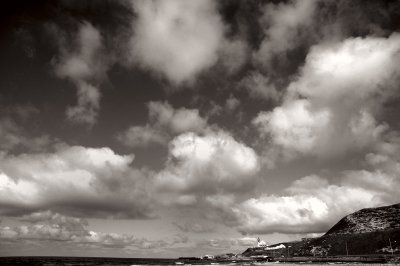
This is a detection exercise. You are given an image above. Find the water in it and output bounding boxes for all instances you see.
[0,257,396,266]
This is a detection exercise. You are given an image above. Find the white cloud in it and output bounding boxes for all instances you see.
[254,0,318,68]
[173,221,214,233]
[0,145,153,218]
[0,118,27,150]
[55,22,103,81]
[0,211,89,241]
[253,99,330,158]
[234,175,384,235]
[291,34,400,102]
[0,211,183,249]
[254,34,400,162]
[197,236,258,250]
[54,22,109,126]
[148,101,207,134]
[238,71,280,101]
[119,101,207,147]
[65,82,101,126]
[214,142,400,235]
[0,117,52,153]
[220,38,249,74]
[130,0,224,85]
[225,94,240,112]
[155,130,260,204]
[117,125,167,148]
[217,133,400,235]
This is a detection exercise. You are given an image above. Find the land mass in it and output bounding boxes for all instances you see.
[243,203,400,259]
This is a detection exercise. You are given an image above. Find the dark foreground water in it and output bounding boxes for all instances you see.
[0,256,252,266]
[0,257,395,266]
[0,256,176,266]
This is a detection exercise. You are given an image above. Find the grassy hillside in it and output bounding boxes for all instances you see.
[243,203,400,257]
[295,228,400,256]
[325,203,400,235]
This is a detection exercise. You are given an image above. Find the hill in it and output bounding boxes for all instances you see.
[243,203,400,258]
[325,203,400,235]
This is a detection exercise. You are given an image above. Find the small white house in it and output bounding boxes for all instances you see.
[257,237,268,247]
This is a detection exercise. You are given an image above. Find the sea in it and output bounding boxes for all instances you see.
[0,256,397,266]
[0,256,257,266]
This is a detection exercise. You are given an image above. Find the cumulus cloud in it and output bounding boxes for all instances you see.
[220,38,249,74]
[0,106,52,152]
[118,101,207,147]
[173,222,214,233]
[0,211,182,250]
[130,0,225,85]
[0,145,153,218]
[232,175,386,235]
[225,94,240,112]
[238,71,280,101]
[148,101,207,134]
[54,22,110,126]
[197,236,258,250]
[253,99,331,158]
[0,211,89,242]
[0,117,30,151]
[290,34,400,101]
[211,123,400,236]
[254,0,318,69]
[117,125,168,148]
[254,34,400,162]
[217,141,400,235]
[154,130,259,205]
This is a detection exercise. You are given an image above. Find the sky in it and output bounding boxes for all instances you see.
[1,0,400,258]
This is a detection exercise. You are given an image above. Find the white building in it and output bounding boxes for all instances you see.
[257,237,268,248]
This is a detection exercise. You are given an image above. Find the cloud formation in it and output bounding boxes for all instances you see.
[0,145,153,218]
[0,211,181,250]
[197,236,258,250]
[155,130,259,205]
[254,34,400,162]
[238,71,280,101]
[225,94,240,112]
[118,101,207,147]
[3,0,400,255]
[214,135,400,235]
[1,211,89,242]
[148,101,207,134]
[130,0,225,85]
[54,22,109,126]
[235,177,380,234]
[0,106,52,153]
[173,221,214,233]
[118,125,168,148]
[254,0,318,70]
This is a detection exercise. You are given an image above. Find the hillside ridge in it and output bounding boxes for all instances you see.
[242,203,400,257]
[325,203,400,235]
